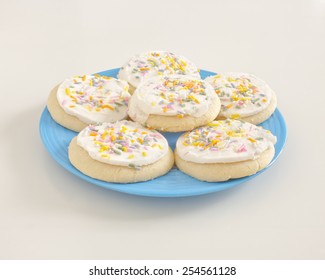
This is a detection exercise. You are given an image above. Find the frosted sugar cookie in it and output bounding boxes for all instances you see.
[68,120,174,183]
[118,50,200,93]
[128,75,221,132]
[175,119,277,182]
[47,75,130,132]
[205,73,277,125]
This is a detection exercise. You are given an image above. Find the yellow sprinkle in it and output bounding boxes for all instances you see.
[262,98,267,103]
[158,144,163,150]
[101,104,114,110]
[240,97,251,101]
[94,74,100,77]
[82,75,86,81]
[139,67,150,71]
[177,114,184,118]
[142,152,147,157]
[237,85,247,92]
[89,96,93,101]
[208,122,220,127]
[231,94,239,101]
[211,139,220,145]
[248,137,256,143]
[188,95,200,104]
[89,79,93,86]
[70,95,77,102]
[101,131,108,139]
[99,146,109,152]
[180,60,187,66]
[102,76,111,80]
[111,135,116,141]
[101,154,110,158]
[137,138,143,144]
[128,154,134,159]
[65,88,70,95]
[226,130,244,138]
[122,147,127,152]
[226,131,235,137]
[89,132,98,136]
[226,104,233,109]
[231,114,241,119]
[69,105,75,108]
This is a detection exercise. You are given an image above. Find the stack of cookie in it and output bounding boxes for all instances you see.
[47,50,277,183]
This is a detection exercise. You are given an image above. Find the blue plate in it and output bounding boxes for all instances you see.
[39,68,287,197]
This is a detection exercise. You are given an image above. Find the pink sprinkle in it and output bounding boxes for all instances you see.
[237,144,247,153]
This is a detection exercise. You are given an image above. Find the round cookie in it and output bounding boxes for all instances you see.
[174,119,277,182]
[118,50,200,93]
[205,73,277,125]
[128,75,221,132]
[68,120,174,183]
[47,74,130,132]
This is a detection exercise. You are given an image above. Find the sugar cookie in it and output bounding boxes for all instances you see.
[205,73,277,124]
[47,75,130,132]
[68,120,174,183]
[118,50,200,93]
[175,119,277,181]
[128,75,221,132]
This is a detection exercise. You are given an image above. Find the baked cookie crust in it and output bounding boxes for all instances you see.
[69,137,174,183]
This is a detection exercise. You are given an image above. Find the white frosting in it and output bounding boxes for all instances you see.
[205,72,274,119]
[77,120,169,168]
[176,119,276,163]
[128,75,218,124]
[57,75,130,124]
[118,50,200,88]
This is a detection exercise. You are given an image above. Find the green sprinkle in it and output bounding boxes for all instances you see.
[128,163,140,170]
[112,148,122,155]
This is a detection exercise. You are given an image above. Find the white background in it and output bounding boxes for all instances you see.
[0,0,324,259]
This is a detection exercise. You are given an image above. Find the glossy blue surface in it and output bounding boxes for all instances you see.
[39,69,287,197]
